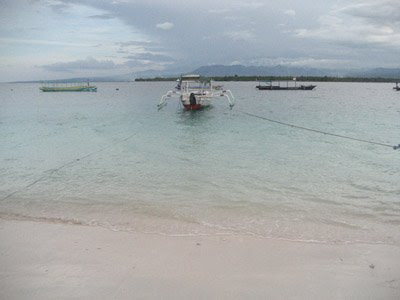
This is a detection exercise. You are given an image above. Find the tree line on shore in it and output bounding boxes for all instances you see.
[135,75,400,83]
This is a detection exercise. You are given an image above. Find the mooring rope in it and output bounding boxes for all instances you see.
[0,132,137,202]
[1,110,398,203]
[239,111,400,150]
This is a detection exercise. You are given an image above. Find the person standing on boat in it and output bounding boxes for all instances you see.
[189,93,196,106]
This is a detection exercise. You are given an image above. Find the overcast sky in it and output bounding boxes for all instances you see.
[1,0,400,81]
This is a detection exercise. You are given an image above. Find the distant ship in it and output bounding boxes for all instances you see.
[39,81,97,92]
[256,79,316,90]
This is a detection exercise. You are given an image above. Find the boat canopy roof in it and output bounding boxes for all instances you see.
[181,74,201,80]
[180,74,211,84]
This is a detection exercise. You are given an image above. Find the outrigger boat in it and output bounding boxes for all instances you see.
[158,75,235,110]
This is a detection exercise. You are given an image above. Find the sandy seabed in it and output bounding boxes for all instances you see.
[0,219,399,299]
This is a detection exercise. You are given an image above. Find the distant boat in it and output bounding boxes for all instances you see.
[39,81,97,92]
[256,79,316,91]
[393,82,400,91]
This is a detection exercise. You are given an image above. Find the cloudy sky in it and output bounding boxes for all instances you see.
[1,0,400,81]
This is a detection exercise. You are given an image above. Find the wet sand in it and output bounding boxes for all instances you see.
[0,219,399,299]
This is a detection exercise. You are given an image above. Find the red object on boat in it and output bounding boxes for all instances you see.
[183,104,203,111]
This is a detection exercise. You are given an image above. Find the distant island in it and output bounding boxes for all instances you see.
[133,64,400,83]
[135,75,400,83]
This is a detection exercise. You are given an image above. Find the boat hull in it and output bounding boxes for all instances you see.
[39,86,97,92]
[256,85,316,90]
[183,104,205,111]
[180,93,211,110]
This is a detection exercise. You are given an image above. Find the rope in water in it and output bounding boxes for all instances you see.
[0,132,137,202]
[239,111,400,150]
[1,110,398,203]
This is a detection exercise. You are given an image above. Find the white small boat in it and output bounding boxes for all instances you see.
[158,75,235,110]
[39,81,97,92]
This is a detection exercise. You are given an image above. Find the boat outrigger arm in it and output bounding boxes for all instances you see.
[158,89,235,109]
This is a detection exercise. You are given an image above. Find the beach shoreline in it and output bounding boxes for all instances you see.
[1,219,399,299]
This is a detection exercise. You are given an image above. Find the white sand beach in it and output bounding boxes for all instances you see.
[1,219,399,299]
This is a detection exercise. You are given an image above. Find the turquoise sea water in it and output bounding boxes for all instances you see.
[1,82,399,244]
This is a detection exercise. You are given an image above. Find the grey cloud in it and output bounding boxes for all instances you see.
[47,2,70,14]
[116,41,160,48]
[86,1,328,61]
[225,30,256,41]
[116,40,166,53]
[43,0,400,69]
[339,0,400,25]
[117,40,155,47]
[295,1,400,49]
[88,13,115,19]
[41,57,117,72]
[125,52,175,62]
[156,22,174,30]
[40,56,168,73]
[123,59,150,68]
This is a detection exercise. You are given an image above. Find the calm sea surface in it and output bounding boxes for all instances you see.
[1,82,399,244]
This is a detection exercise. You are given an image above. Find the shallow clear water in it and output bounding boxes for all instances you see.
[1,81,399,244]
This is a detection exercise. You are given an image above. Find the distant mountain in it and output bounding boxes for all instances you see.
[11,64,400,83]
[13,74,133,83]
[191,64,341,77]
[350,68,400,79]
[191,64,400,79]
[133,67,184,78]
